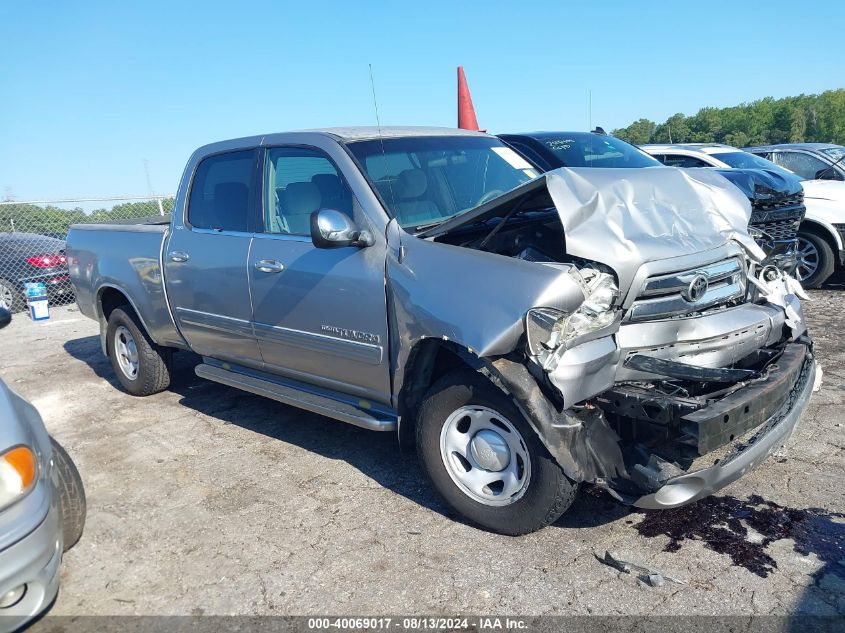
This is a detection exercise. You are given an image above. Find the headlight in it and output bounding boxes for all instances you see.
[0,446,37,512]
[526,269,619,364]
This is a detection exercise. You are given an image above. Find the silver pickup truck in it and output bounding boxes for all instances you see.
[67,127,817,535]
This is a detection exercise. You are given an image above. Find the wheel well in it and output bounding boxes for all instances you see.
[397,339,483,449]
[98,287,132,321]
[800,220,838,255]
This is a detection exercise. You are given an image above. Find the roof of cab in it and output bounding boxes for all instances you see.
[191,126,490,158]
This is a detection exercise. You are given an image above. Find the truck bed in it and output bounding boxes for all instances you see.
[66,221,183,348]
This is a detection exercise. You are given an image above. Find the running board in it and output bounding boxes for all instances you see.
[195,362,397,432]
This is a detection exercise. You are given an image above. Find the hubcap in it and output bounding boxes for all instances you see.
[114,325,139,380]
[439,406,531,506]
[796,237,819,282]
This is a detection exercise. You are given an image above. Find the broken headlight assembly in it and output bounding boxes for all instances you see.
[526,269,620,368]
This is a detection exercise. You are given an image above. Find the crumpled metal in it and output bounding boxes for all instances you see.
[545,166,767,290]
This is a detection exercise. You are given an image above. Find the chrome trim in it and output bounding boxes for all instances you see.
[253,322,384,365]
[629,257,746,321]
[174,307,254,337]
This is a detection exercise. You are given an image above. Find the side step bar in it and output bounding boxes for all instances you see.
[195,361,397,432]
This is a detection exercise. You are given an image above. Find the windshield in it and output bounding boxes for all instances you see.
[714,151,800,178]
[347,136,538,229]
[539,133,660,168]
[821,147,845,163]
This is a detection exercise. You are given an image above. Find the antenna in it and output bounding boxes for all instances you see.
[588,90,592,132]
[368,64,397,213]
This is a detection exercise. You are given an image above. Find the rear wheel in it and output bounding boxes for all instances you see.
[416,369,578,535]
[0,279,23,313]
[106,306,172,395]
[50,437,86,551]
[796,230,835,289]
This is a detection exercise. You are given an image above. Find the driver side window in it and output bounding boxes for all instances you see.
[263,147,353,235]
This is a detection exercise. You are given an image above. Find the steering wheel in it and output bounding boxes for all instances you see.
[476,189,505,206]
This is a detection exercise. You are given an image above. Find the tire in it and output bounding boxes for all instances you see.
[50,437,86,552]
[416,369,578,535]
[106,306,172,396]
[796,230,835,289]
[0,278,24,313]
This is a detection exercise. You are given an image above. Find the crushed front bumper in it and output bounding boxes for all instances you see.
[632,344,815,509]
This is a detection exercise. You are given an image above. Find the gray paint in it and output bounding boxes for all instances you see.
[0,379,62,626]
[66,127,815,507]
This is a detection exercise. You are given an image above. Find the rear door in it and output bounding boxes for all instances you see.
[164,149,263,367]
[248,145,391,404]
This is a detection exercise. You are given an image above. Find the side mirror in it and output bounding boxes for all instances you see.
[815,167,835,180]
[310,209,374,249]
[0,308,11,330]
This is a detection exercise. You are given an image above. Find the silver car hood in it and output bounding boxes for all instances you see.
[423,166,765,291]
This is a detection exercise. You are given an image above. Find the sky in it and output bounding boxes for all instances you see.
[1,0,843,201]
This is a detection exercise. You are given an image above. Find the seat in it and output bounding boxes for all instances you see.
[281,182,321,235]
[311,173,351,213]
[392,169,440,226]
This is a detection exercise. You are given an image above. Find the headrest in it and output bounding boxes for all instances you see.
[311,173,343,197]
[395,169,428,200]
[284,182,321,215]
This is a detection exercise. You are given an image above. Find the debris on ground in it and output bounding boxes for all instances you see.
[593,550,685,586]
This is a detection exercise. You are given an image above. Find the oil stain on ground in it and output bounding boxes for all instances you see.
[634,494,845,578]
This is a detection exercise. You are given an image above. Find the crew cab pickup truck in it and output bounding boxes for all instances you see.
[67,127,817,535]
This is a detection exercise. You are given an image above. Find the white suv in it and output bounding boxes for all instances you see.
[642,143,845,288]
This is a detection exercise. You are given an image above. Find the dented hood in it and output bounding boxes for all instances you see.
[423,166,764,290]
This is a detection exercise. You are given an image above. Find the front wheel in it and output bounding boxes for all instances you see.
[416,369,577,535]
[51,437,86,551]
[795,231,835,289]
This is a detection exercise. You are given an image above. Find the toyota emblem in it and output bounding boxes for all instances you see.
[683,274,709,302]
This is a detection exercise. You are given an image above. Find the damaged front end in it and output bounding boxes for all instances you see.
[518,263,816,509]
[420,166,817,509]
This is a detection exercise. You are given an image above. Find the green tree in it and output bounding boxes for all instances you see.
[613,89,845,147]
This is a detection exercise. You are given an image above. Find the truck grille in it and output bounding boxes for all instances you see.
[750,191,804,245]
[628,258,746,321]
[756,218,801,242]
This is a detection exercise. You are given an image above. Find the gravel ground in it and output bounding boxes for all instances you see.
[2,278,843,617]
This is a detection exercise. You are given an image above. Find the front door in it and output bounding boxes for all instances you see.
[164,148,263,367]
[248,146,391,404]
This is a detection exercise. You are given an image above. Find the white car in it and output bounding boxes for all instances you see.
[642,143,845,288]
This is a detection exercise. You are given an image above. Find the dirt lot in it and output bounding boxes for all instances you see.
[2,277,844,617]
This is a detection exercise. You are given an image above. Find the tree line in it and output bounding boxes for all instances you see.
[1,199,175,238]
[612,89,845,147]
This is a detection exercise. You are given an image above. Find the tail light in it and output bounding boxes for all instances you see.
[25,254,67,268]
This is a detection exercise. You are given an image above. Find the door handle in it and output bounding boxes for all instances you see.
[254,259,285,273]
[169,251,190,263]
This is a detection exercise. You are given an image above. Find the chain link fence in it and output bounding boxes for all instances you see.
[0,196,174,312]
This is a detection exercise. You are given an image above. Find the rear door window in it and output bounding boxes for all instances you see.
[187,150,256,231]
